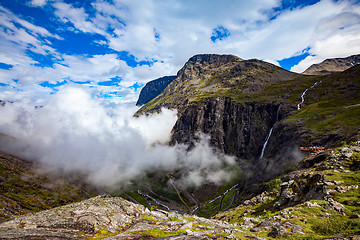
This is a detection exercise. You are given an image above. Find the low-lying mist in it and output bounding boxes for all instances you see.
[0,87,237,190]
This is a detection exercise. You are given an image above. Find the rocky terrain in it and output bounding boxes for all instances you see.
[214,141,360,239]
[0,141,359,239]
[303,54,360,75]
[136,76,176,106]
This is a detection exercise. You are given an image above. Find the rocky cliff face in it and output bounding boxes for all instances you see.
[137,53,360,186]
[171,97,283,160]
[303,54,360,75]
[136,76,176,106]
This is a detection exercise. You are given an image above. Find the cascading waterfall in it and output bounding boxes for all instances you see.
[259,127,273,160]
[297,80,322,110]
[259,105,281,160]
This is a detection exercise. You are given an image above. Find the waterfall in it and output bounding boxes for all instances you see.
[297,89,309,110]
[297,81,322,110]
[259,127,273,160]
[259,105,281,160]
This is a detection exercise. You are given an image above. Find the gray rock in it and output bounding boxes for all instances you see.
[350,214,360,219]
[305,201,320,208]
[0,196,240,239]
[340,147,353,158]
[268,225,289,238]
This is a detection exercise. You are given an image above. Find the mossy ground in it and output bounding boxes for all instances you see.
[0,153,95,221]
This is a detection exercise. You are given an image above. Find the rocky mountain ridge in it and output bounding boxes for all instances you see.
[303,54,360,75]
[136,76,176,106]
[136,54,299,115]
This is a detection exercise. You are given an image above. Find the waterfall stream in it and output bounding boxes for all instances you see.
[259,127,273,160]
[259,105,281,160]
[297,80,322,110]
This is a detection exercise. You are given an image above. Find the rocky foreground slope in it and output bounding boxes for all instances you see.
[0,141,359,239]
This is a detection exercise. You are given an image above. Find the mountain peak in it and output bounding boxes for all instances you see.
[187,54,243,65]
[303,54,360,75]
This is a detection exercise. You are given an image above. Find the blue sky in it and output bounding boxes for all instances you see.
[0,0,359,104]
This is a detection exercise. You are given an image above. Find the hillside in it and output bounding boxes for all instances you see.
[0,151,95,221]
[0,142,358,239]
[214,141,360,239]
[303,54,360,75]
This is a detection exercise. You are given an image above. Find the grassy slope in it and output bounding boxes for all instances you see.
[0,152,95,221]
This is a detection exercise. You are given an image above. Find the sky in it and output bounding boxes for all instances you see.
[0,0,360,104]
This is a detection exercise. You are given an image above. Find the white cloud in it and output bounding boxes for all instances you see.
[0,87,237,188]
[29,0,48,7]
[53,2,107,35]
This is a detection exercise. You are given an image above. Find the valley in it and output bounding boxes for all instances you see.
[0,53,359,239]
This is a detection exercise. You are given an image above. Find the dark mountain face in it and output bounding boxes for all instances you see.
[136,76,176,106]
[303,54,360,75]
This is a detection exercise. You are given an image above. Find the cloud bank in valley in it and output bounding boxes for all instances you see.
[0,87,236,189]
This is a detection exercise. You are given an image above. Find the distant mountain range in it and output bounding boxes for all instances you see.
[303,54,360,75]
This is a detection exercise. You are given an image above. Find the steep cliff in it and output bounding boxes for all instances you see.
[136,76,176,106]
[303,54,360,75]
[137,54,360,185]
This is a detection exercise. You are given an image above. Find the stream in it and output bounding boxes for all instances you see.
[297,81,322,110]
[258,105,281,160]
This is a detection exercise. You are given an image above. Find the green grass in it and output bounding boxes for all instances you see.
[311,218,360,236]
[135,228,187,238]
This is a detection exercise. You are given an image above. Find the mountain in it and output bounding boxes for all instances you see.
[136,75,176,106]
[137,54,360,182]
[303,54,360,75]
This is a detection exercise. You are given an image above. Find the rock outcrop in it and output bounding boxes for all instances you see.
[136,76,176,106]
[0,195,244,239]
[303,54,360,75]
